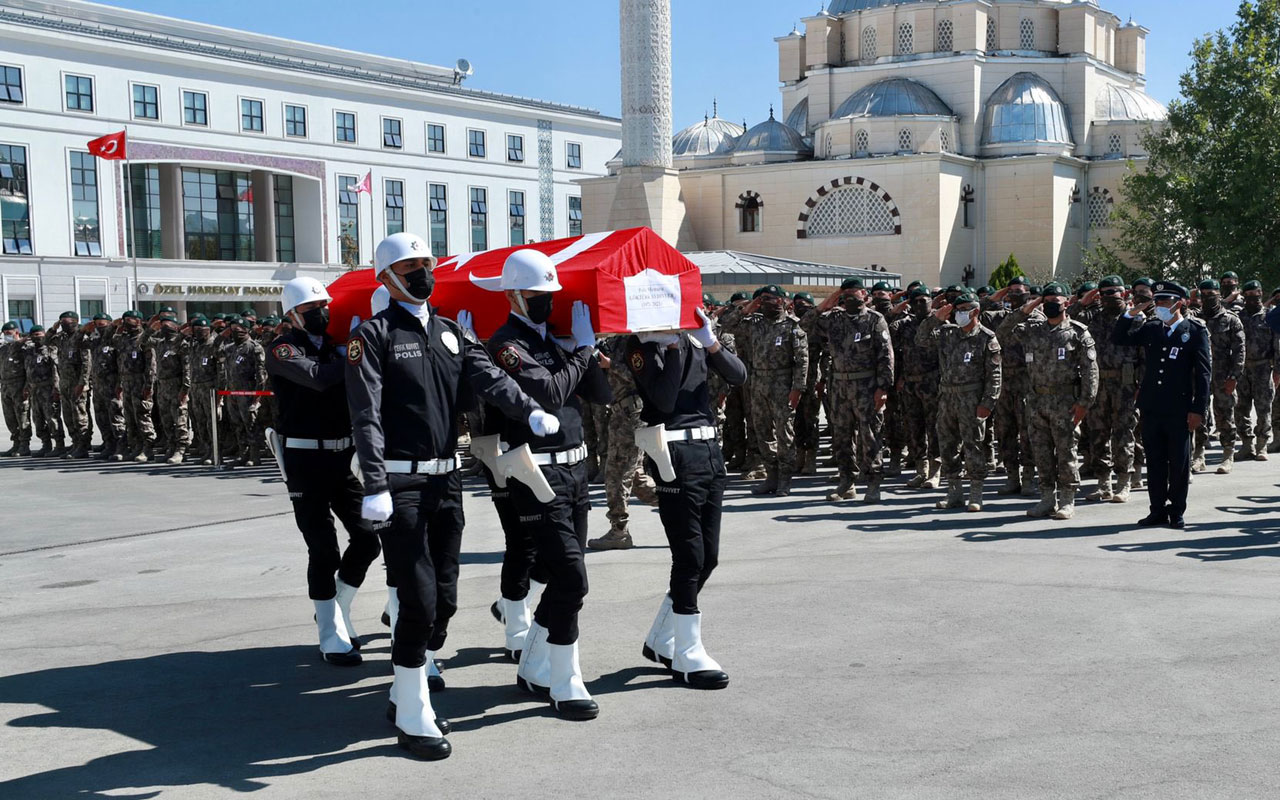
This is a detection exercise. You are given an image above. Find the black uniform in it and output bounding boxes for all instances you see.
[477,401,549,602]
[265,328,380,601]
[626,335,746,614]
[488,314,611,645]
[347,302,538,668]
[1112,313,1211,520]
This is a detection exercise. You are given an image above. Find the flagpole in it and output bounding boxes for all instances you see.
[368,172,375,266]
[122,153,138,310]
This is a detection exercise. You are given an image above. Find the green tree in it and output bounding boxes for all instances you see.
[989,253,1025,288]
[1114,0,1280,287]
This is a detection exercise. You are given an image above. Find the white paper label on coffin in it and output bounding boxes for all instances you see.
[624,268,683,331]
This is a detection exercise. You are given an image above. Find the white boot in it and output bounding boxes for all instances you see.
[502,596,532,662]
[516,621,551,695]
[548,641,599,720]
[314,598,360,666]
[334,578,360,647]
[391,661,451,760]
[642,594,675,667]
[672,612,728,689]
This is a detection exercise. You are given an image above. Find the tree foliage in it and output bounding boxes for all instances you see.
[989,253,1026,288]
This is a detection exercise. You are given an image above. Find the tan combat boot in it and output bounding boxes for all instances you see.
[906,459,928,488]
[166,448,186,465]
[998,464,1022,495]
[1255,434,1270,461]
[862,477,882,504]
[1216,445,1234,474]
[587,526,633,551]
[966,479,984,512]
[1111,472,1131,503]
[1020,471,1038,497]
[751,467,779,496]
[1027,485,1056,518]
[921,458,941,490]
[1191,444,1207,473]
[827,472,857,502]
[775,473,793,497]
[1052,487,1076,520]
[1086,474,1112,502]
[935,479,964,510]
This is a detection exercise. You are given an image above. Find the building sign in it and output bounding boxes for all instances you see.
[139,283,283,298]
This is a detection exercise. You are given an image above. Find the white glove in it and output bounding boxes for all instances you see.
[457,309,476,337]
[571,301,596,350]
[691,308,717,349]
[361,491,393,522]
[639,332,680,347]
[529,408,561,437]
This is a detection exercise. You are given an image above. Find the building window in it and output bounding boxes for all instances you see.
[469,187,488,251]
[961,184,976,229]
[987,18,998,51]
[181,168,254,261]
[861,27,877,60]
[897,23,914,55]
[275,175,295,262]
[338,176,360,265]
[940,130,951,153]
[566,142,582,169]
[0,144,32,254]
[70,152,101,257]
[385,179,405,236]
[183,90,207,126]
[285,104,307,137]
[468,129,487,159]
[80,298,105,320]
[737,191,763,233]
[128,164,161,258]
[806,184,897,238]
[508,134,524,162]
[335,111,356,144]
[65,74,93,112]
[8,298,35,332]
[1108,132,1124,156]
[937,20,954,52]
[1088,187,1113,229]
[854,129,870,156]
[383,118,403,149]
[240,98,264,132]
[1020,18,1035,50]
[131,84,158,120]
[428,183,448,257]
[898,129,914,153]
[0,66,23,104]
[509,190,526,246]
[427,123,445,153]
[568,196,583,237]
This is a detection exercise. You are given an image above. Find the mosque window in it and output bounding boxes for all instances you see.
[1087,187,1113,229]
[1108,132,1123,156]
[854,129,870,156]
[897,23,914,56]
[898,129,914,154]
[937,20,954,53]
[1020,18,1035,50]
[940,130,951,153]
[737,191,763,233]
[987,18,997,51]
[806,184,897,238]
[862,27,877,60]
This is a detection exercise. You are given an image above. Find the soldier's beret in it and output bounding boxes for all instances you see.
[729,291,749,302]
[1042,282,1069,296]
[794,292,815,304]
[1028,285,1042,295]
[977,285,993,295]
[1132,277,1154,289]
[259,316,277,326]
[1099,275,1124,289]
[946,284,964,293]
[1,321,17,331]
[1007,276,1030,287]
[1221,270,1240,280]
[158,312,178,322]
[955,292,979,306]
[1076,281,1098,295]
[1154,281,1188,299]
[840,278,864,291]
[872,281,892,292]
[909,287,930,299]
[241,308,257,316]
[226,316,246,327]
[59,310,79,320]
[190,316,210,326]
[1272,287,1280,298]
[159,306,177,314]
[906,280,924,291]
[29,325,44,333]
[213,313,228,321]
[701,293,717,305]
[93,313,111,322]
[122,310,143,320]
[1243,280,1262,292]
[1197,278,1220,291]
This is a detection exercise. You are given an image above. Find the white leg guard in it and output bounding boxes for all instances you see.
[643,594,676,665]
[502,596,532,656]
[334,578,359,643]
[672,612,727,687]
[314,598,354,655]
[548,641,593,703]
[516,621,551,693]
[392,661,443,738]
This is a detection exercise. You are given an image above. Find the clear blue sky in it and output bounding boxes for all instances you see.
[101,0,1242,125]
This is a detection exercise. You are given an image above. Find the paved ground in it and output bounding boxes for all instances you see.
[2,423,1280,798]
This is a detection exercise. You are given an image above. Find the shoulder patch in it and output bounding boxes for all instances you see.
[630,350,645,373]
[497,345,521,372]
[346,338,363,365]
[273,343,300,360]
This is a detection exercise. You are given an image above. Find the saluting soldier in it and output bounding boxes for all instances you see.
[1235,280,1279,460]
[1081,277,1143,503]
[85,314,125,461]
[891,287,942,490]
[148,310,192,464]
[188,317,222,465]
[1191,278,1246,473]
[47,311,91,459]
[985,278,1039,497]
[24,325,64,458]
[115,311,156,462]
[1,322,31,456]
[222,317,267,467]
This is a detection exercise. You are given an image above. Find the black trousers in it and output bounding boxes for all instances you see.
[507,461,589,645]
[1143,410,1192,518]
[483,466,549,602]
[379,471,465,668]
[284,447,380,600]
[648,439,726,615]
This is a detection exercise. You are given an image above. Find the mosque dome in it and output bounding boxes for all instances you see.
[1095,84,1167,122]
[734,109,813,155]
[785,97,809,135]
[827,0,930,12]
[672,112,745,159]
[981,72,1074,152]
[832,78,955,119]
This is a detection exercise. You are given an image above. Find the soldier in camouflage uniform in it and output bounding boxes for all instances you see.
[583,390,609,483]
[47,311,91,458]
[1220,271,1244,313]
[891,286,941,489]
[807,278,893,503]
[1191,278,1246,473]
[985,278,1038,496]
[24,326,64,457]
[998,283,1099,520]
[1069,283,1100,478]
[85,314,125,460]
[719,292,750,469]
[792,292,822,475]
[1128,278,1157,485]
[1,322,31,456]
[188,316,222,465]
[1233,280,1277,460]
[1082,277,1142,503]
[916,292,1001,511]
[116,311,157,462]
[148,311,192,464]
[223,316,268,466]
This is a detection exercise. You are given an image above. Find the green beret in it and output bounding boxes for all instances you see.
[906,280,924,291]
[872,281,892,292]
[1198,278,1220,291]
[1007,276,1029,287]
[1,321,17,331]
[701,293,717,305]
[729,291,749,303]
[794,292,815,304]
[1132,277,1155,289]
[122,310,143,320]
[1028,285,1042,295]
[1099,275,1124,289]
[241,308,257,317]
[213,313,228,321]
[977,285,993,295]
[955,292,979,306]
[29,324,44,333]
[226,316,246,327]
[1272,287,1280,298]
[908,287,930,299]
[946,284,964,293]
[1243,280,1262,292]
[158,312,178,322]
[840,277,864,290]
[1043,283,1070,296]
[159,306,176,314]
[1221,271,1240,280]
[59,310,79,321]
[1076,281,1098,296]
[92,312,111,321]
[190,316,210,326]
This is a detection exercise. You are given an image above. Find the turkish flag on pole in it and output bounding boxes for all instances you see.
[88,131,127,160]
[353,171,371,194]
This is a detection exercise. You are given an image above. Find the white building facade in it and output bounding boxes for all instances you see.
[0,0,620,327]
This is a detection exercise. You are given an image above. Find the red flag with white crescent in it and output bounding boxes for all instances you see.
[87,131,127,160]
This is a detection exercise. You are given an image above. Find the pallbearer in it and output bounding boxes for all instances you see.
[627,307,746,689]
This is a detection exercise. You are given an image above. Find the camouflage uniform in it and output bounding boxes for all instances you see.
[583,397,610,481]
[729,308,808,494]
[189,332,222,463]
[595,338,657,543]
[985,305,1040,494]
[999,306,1099,518]
[1192,305,1245,469]
[793,312,824,474]
[707,331,738,443]
[150,330,192,462]
[891,308,941,487]
[1235,305,1278,458]
[47,323,91,457]
[916,315,1001,509]
[86,326,125,459]
[25,339,63,454]
[1,337,31,454]
[1085,304,1142,500]
[224,336,268,465]
[116,328,157,460]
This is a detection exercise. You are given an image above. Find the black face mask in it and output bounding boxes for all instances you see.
[399,267,434,301]
[1042,301,1063,318]
[910,300,929,317]
[1007,293,1027,308]
[232,329,248,341]
[1202,294,1221,312]
[124,322,141,333]
[523,293,554,325]
[60,320,75,331]
[300,307,330,337]
[842,295,864,311]
[762,299,783,317]
[794,303,813,318]
[873,298,892,312]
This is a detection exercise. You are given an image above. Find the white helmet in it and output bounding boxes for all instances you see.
[501,249,562,292]
[374,232,433,276]
[281,277,332,314]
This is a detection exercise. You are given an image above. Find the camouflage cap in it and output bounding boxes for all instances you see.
[1,321,17,331]
[1076,281,1098,296]
[28,324,44,333]
[872,281,893,292]
[1243,280,1263,292]
[794,292,815,304]
[840,277,864,290]
[1099,275,1125,289]
[1042,282,1070,297]
[59,310,79,320]
[1197,278,1220,291]
[121,310,143,320]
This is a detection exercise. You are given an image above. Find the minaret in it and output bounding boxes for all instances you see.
[606,0,697,249]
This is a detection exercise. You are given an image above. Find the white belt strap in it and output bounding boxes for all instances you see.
[285,436,353,450]
[384,457,459,475]
[663,425,717,444]
[529,444,589,467]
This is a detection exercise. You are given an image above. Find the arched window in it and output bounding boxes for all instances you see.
[987,18,998,51]
[940,130,951,153]
[737,191,763,233]
[937,19,954,52]
[854,129,870,156]
[1108,132,1123,155]
[1088,187,1113,229]
[862,26,878,60]
[897,22,914,55]
[806,184,898,238]
[898,129,914,153]
[1020,18,1035,50]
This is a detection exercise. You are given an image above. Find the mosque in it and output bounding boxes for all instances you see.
[582,0,1169,289]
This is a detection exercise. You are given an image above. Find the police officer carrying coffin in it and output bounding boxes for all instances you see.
[627,307,746,688]
[347,233,559,760]
[1113,281,1211,529]
[266,277,383,668]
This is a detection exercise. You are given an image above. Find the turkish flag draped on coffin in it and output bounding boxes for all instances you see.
[325,227,703,341]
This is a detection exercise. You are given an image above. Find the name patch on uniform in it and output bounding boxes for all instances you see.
[498,345,521,372]
[346,338,363,365]
[963,352,972,363]
[273,344,299,360]
[440,331,460,355]
[1169,347,1180,359]
[1057,347,1066,361]
[630,350,645,373]
[854,332,863,342]
[393,342,423,361]
[1025,353,1033,363]
[775,336,783,347]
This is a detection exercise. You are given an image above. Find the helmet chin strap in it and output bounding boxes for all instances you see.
[514,292,531,318]
[386,270,427,304]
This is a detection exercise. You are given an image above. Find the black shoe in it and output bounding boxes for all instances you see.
[322,650,362,666]
[516,675,550,696]
[1168,516,1185,529]
[386,702,450,735]
[674,669,730,690]
[396,731,451,760]
[428,674,445,692]
[552,698,599,721]
[505,648,521,664]
[490,601,504,624]
[1137,512,1168,527]
[381,611,391,627]
[641,643,672,668]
